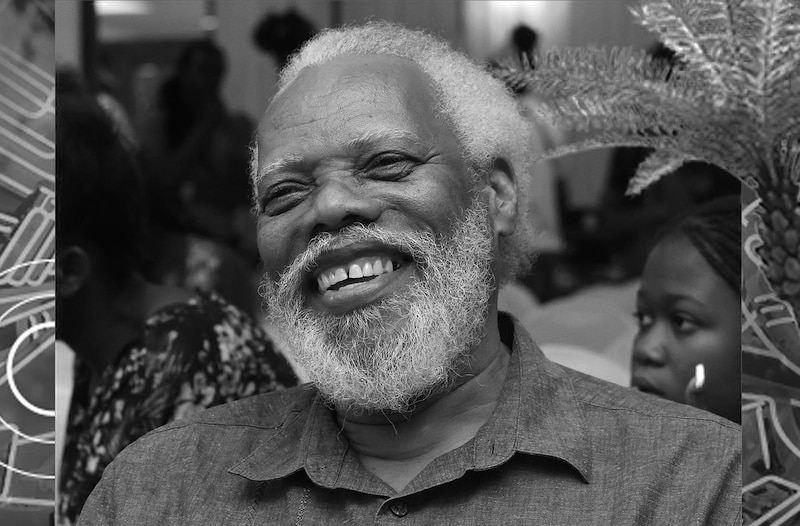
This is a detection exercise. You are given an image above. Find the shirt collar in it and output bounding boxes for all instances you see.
[227,386,321,482]
[229,387,390,492]
[229,314,592,486]
[472,312,592,482]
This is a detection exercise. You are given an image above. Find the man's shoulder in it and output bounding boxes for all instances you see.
[81,384,321,524]
[163,382,316,430]
[565,367,740,439]
[118,384,318,459]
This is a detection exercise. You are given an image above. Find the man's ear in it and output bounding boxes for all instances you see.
[57,246,92,298]
[485,157,518,237]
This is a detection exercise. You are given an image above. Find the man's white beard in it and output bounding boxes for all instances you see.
[261,198,495,414]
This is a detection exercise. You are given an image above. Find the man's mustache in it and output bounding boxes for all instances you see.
[281,223,438,281]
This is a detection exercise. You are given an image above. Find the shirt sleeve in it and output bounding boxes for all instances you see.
[75,457,121,526]
[704,426,743,526]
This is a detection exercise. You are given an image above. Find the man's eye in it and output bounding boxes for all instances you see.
[259,184,306,215]
[364,153,415,178]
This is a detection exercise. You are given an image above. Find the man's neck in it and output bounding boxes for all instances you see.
[336,317,512,493]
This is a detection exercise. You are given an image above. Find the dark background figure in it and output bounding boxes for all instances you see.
[252,8,317,70]
[55,70,296,525]
[139,39,265,316]
[149,39,255,253]
[511,23,538,67]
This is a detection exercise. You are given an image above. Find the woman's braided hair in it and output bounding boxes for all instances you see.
[655,195,741,292]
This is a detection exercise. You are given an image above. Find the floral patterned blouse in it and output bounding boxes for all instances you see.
[58,291,296,525]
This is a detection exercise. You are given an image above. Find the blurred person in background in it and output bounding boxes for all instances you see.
[80,44,266,319]
[510,24,538,67]
[146,39,255,254]
[252,7,317,70]
[631,195,741,423]
[137,40,264,317]
[82,23,738,525]
[55,70,296,525]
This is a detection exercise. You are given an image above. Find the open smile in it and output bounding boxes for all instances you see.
[315,255,401,292]
[306,244,415,314]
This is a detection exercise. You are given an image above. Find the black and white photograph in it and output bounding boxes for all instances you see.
[16,0,800,524]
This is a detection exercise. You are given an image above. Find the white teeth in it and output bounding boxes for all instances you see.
[349,264,363,279]
[317,257,398,292]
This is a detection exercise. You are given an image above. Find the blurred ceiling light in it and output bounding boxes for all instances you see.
[463,0,573,59]
[487,0,551,18]
[94,1,152,16]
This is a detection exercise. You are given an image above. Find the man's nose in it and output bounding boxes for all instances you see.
[631,326,668,367]
[310,179,384,236]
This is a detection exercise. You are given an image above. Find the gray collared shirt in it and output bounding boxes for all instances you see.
[79,314,740,525]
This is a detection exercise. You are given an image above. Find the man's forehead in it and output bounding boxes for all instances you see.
[254,54,448,166]
[261,54,433,125]
[289,53,428,90]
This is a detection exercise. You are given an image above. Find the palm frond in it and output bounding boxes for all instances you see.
[757,0,800,139]
[630,0,734,91]
[496,47,712,107]
[504,0,800,195]
[533,95,685,134]
[736,0,800,144]
[528,127,754,185]
[626,150,694,195]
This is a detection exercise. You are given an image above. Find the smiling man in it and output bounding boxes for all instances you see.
[80,23,740,525]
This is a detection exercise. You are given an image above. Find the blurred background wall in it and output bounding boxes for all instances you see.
[55,0,655,209]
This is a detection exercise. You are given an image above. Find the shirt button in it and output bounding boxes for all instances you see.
[390,501,408,517]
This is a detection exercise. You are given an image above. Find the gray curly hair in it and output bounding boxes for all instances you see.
[255,22,541,282]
